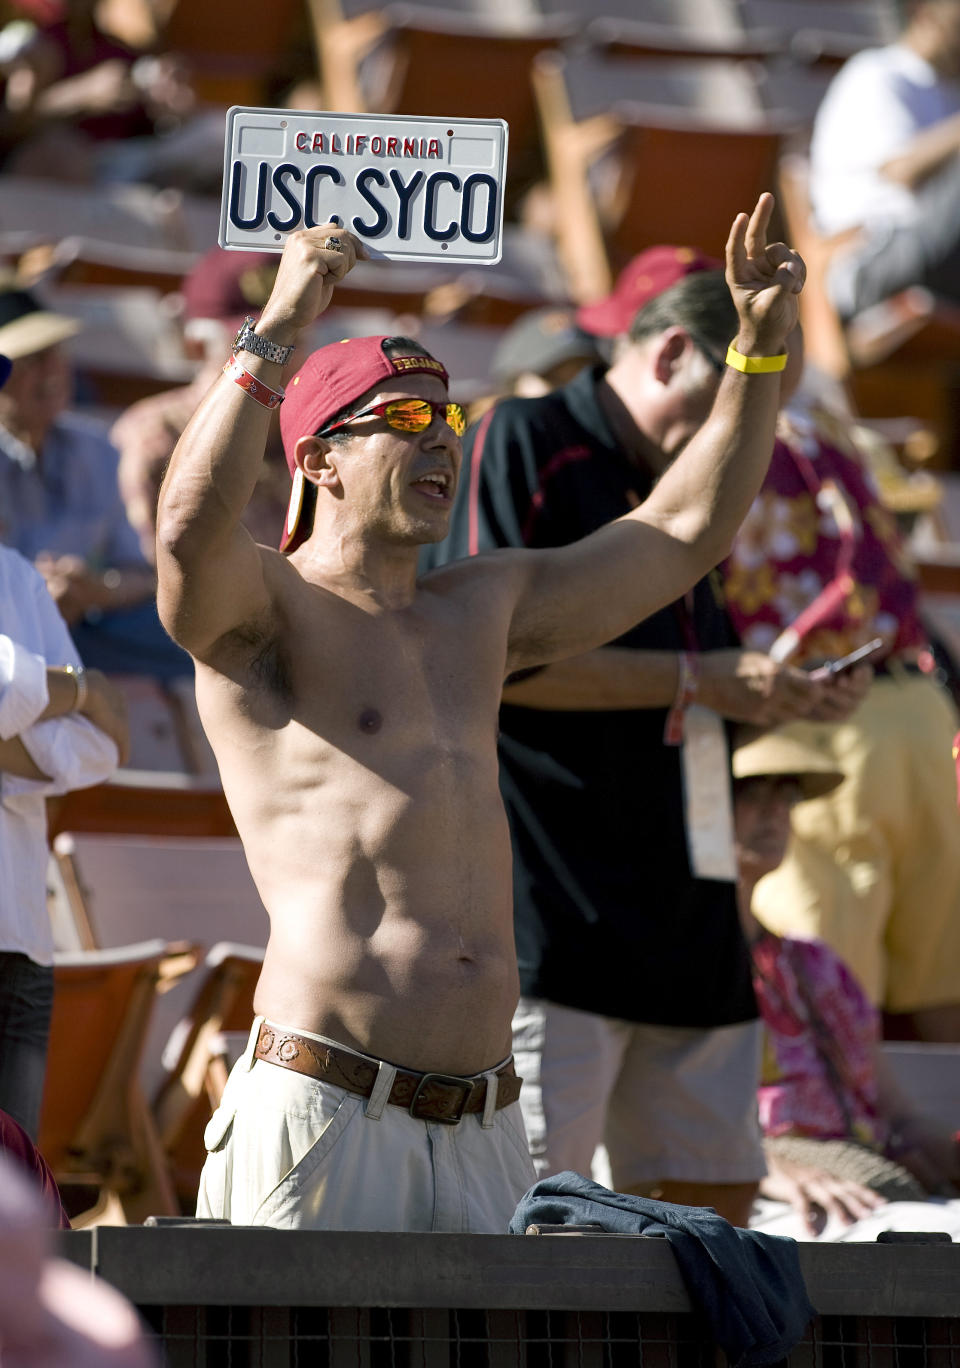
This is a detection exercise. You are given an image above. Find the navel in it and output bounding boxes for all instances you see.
[358,707,383,735]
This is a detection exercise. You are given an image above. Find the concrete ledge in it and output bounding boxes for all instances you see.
[59,1228,960,1318]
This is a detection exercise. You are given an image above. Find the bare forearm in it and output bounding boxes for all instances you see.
[0,735,49,781]
[157,358,280,555]
[881,112,960,189]
[637,343,783,569]
[503,648,680,710]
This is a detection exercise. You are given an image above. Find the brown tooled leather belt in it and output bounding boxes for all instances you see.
[254,1022,522,1124]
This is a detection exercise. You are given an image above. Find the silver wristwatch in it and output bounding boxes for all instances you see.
[232,317,294,366]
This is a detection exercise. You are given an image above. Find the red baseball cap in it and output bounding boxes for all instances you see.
[278,335,450,553]
[576,246,721,339]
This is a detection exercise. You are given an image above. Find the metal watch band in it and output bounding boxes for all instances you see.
[63,663,89,712]
[233,317,295,366]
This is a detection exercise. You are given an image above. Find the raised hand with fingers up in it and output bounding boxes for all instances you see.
[726,193,805,357]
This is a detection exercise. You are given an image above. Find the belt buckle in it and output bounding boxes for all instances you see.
[408,1072,476,1125]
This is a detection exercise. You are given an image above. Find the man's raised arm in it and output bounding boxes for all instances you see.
[502,194,805,674]
[155,227,365,661]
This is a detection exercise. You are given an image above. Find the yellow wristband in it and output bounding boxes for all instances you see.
[725,344,788,374]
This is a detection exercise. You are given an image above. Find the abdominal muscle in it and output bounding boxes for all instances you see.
[229,759,520,1077]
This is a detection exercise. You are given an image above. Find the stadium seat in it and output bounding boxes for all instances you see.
[736,0,897,65]
[47,770,235,844]
[47,832,269,1099]
[39,940,198,1225]
[0,178,219,258]
[310,2,574,205]
[157,0,308,107]
[542,0,744,33]
[153,943,263,1204]
[533,49,785,299]
[584,17,777,62]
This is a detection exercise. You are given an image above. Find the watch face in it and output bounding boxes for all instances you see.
[233,317,254,351]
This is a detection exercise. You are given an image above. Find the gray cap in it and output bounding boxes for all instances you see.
[491,308,600,388]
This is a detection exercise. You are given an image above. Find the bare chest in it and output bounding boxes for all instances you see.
[205,586,508,767]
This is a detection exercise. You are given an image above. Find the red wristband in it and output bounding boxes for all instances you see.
[664,651,699,746]
[222,357,285,410]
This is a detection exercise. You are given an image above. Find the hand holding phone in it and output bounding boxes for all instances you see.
[807,637,885,682]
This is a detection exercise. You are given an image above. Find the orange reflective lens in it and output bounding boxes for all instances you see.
[381,399,466,437]
[321,398,466,438]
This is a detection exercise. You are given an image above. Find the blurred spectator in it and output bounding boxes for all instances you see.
[0,1109,68,1228]
[0,285,189,678]
[490,307,601,398]
[0,1150,155,1365]
[424,262,860,1229]
[810,0,960,317]
[732,731,960,1242]
[111,247,290,562]
[0,537,127,1138]
[723,331,960,1042]
[0,0,197,183]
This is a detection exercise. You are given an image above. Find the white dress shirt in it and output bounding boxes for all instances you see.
[0,548,118,965]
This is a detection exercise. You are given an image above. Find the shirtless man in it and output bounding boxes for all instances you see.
[156,195,804,1233]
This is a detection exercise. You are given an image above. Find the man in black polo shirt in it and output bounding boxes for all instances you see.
[424,265,858,1226]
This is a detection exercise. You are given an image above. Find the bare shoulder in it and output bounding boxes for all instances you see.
[417,546,529,616]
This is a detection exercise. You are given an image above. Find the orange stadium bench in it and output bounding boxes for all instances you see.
[39,940,198,1225]
[533,48,786,299]
[47,770,236,844]
[20,236,196,296]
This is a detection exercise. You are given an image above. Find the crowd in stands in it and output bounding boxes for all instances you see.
[1,1,960,1335]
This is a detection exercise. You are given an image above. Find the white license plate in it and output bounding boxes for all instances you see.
[219,107,508,265]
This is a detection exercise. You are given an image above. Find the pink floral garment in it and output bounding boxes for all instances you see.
[751,932,890,1151]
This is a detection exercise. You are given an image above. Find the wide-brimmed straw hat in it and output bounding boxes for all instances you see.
[732,728,845,801]
[0,288,81,361]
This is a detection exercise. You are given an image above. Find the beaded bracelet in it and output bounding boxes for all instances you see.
[222,357,285,410]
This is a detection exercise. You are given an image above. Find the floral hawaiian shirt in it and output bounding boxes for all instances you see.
[723,411,927,667]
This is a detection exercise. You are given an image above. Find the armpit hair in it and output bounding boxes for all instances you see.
[224,618,294,702]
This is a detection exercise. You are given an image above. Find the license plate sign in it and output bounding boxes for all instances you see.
[220,107,508,265]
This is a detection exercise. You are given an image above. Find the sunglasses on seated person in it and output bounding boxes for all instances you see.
[317,397,467,439]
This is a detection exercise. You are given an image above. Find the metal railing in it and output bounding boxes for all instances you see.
[61,1226,960,1367]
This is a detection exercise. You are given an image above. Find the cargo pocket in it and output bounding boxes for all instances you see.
[203,1103,236,1154]
[195,1104,237,1219]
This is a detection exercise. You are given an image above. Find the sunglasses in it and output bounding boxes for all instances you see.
[686,329,726,376]
[319,397,467,439]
